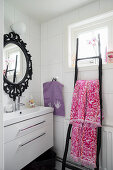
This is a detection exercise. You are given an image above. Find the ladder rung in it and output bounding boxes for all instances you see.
[7,69,15,72]
[77,56,99,61]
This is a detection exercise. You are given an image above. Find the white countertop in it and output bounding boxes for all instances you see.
[4,106,54,127]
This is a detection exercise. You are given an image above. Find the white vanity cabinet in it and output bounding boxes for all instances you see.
[4,107,53,170]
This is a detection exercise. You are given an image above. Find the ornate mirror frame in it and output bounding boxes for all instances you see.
[3,32,33,101]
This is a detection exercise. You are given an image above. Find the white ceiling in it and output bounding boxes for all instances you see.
[6,0,96,23]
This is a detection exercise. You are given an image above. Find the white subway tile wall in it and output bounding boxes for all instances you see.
[41,1,113,169]
[4,1,41,107]
[3,0,113,169]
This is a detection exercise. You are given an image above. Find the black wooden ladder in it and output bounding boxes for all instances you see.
[62,35,102,170]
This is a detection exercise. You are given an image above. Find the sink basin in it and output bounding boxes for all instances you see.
[15,106,44,115]
[4,106,54,127]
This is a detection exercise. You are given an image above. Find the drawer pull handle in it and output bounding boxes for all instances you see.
[18,132,46,148]
[19,121,46,132]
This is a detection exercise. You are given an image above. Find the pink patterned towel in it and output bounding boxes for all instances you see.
[70,80,103,168]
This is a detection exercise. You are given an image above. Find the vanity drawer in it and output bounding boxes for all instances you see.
[4,113,53,143]
[4,124,53,170]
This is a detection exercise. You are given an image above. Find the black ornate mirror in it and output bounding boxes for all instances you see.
[3,32,32,101]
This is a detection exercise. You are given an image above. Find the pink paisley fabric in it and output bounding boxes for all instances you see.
[70,80,102,168]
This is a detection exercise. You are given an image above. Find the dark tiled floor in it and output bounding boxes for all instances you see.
[22,160,56,170]
[22,163,57,170]
[22,149,56,170]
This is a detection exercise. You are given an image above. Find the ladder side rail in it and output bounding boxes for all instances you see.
[62,124,72,170]
[74,38,79,86]
[62,38,79,170]
[95,34,103,170]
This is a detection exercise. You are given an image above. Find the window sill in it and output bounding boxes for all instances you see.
[65,63,113,72]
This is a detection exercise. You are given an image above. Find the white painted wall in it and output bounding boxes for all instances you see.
[4,1,41,108]
[41,0,113,162]
[0,0,3,169]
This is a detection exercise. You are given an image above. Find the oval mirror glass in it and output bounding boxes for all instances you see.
[3,43,27,84]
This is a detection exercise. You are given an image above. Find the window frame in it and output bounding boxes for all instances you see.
[65,11,113,72]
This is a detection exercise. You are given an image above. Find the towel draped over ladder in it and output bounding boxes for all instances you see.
[70,80,103,168]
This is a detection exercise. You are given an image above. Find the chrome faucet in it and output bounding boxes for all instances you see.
[14,96,25,111]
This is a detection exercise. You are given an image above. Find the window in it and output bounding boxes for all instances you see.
[3,48,21,77]
[68,13,113,68]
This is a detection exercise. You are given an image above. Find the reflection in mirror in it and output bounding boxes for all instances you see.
[3,43,26,84]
